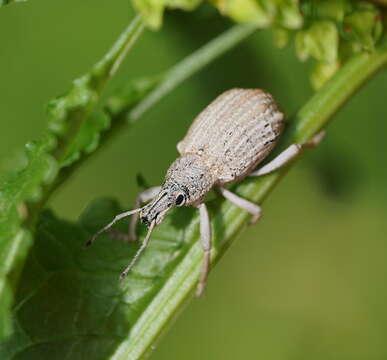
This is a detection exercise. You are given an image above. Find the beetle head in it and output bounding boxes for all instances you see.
[140,183,188,227]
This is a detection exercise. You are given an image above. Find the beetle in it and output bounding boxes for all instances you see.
[86,88,324,295]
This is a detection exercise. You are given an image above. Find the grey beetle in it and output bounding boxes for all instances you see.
[86,88,324,295]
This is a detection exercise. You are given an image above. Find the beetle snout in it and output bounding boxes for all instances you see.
[140,189,175,227]
[141,210,166,227]
[140,206,161,227]
[140,214,151,227]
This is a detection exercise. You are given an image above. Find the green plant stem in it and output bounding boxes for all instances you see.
[129,23,257,121]
[25,16,145,228]
[110,35,387,360]
[53,15,145,162]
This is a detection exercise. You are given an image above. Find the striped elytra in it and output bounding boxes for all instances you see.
[177,88,284,186]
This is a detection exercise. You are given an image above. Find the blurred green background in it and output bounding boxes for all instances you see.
[1,0,387,359]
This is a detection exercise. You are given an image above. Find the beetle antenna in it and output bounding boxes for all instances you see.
[119,220,156,279]
[85,207,143,247]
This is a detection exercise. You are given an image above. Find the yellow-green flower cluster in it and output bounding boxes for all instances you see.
[133,0,384,88]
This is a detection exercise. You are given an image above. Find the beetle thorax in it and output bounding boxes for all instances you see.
[165,154,215,205]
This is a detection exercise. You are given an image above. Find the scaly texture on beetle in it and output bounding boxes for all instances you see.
[177,88,283,183]
[141,89,283,224]
[88,88,323,295]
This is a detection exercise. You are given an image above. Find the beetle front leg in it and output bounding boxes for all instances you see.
[85,208,143,247]
[250,130,325,177]
[219,186,262,224]
[196,202,212,297]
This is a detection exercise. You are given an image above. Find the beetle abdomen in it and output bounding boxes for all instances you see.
[177,88,284,184]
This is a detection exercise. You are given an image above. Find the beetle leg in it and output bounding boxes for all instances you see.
[128,186,161,241]
[85,208,143,247]
[196,202,212,297]
[119,221,156,280]
[219,187,262,224]
[250,130,325,177]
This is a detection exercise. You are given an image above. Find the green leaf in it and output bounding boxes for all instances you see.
[213,0,274,26]
[0,138,57,339]
[131,0,384,87]
[3,33,387,360]
[201,0,303,28]
[295,20,339,62]
[301,0,348,22]
[133,0,303,29]
[0,16,145,341]
[274,0,303,29]
[342,2,383,50]
[61,112,111,167]
[0,200,191,359]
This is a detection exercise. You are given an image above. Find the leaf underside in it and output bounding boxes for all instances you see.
[0,198,199,359]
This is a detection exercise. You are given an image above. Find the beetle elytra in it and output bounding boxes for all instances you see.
[86,88,324,295]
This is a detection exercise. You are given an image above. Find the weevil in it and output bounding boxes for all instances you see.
[86,88,324,295]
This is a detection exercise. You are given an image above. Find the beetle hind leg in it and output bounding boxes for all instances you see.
[219,186,262,225]
[250,130,326,177]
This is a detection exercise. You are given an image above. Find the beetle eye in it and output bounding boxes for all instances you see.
[175,194,185,206]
